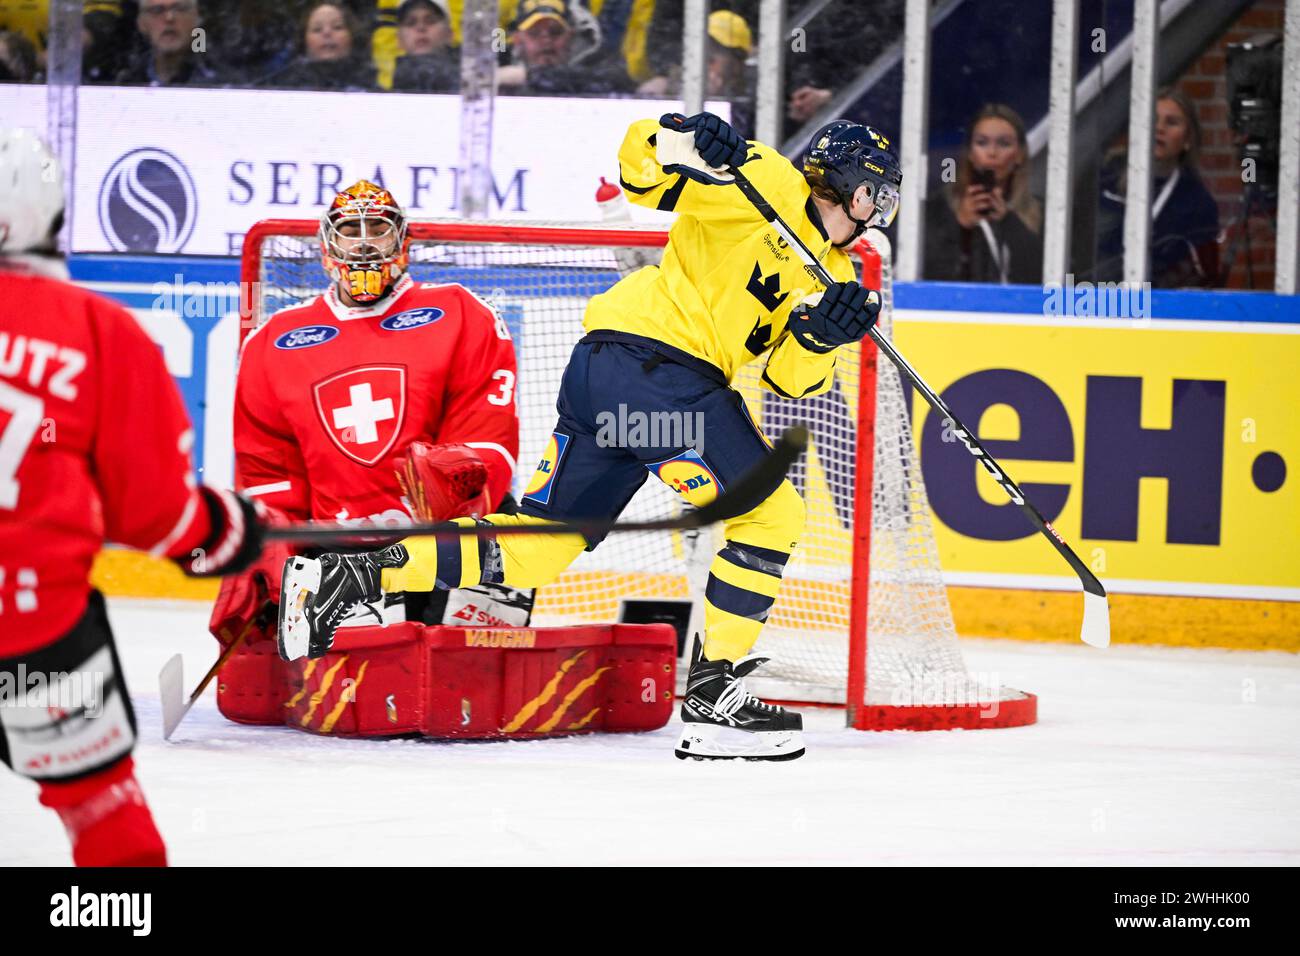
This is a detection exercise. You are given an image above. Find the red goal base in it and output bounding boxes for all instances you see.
[849,692,1038,731]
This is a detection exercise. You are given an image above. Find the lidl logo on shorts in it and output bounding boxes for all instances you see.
[651,449,723,507]
[523,432,570,506]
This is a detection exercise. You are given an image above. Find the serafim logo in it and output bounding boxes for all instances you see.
[275,325,340,350]
[651,449,723,506]
[380,308,444,332]
[523,432,570,505]
[98,147,197,253]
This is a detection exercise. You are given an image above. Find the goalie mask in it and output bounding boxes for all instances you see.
[803,121,902,246]
[320,180,410,304]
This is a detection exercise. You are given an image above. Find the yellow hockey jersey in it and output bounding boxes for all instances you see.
[584,118,858,399]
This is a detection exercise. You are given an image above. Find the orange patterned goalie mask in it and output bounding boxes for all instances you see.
[319,180,410,304]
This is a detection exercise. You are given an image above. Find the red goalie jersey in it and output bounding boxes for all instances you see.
[236,274,520,523]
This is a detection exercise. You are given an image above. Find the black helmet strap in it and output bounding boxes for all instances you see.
[836,184,874,247]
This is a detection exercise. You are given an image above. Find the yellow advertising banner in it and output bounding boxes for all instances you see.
[892,314,1299,600]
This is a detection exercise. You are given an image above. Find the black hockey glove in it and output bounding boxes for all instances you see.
[177,487,266,577]
[660,112,750,183]
[788,283,881,354]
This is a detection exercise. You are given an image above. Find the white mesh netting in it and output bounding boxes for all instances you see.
[244,220,1003,709]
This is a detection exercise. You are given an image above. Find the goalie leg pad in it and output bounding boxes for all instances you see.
[216,627,292,725]
[281,622,677,739]
[0,592,137,783]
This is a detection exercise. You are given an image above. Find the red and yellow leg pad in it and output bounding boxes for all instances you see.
[218,623,676,738]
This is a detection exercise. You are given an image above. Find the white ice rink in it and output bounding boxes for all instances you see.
[3,598,1298,866]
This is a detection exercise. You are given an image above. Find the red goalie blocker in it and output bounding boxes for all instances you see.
[218,623,676,738]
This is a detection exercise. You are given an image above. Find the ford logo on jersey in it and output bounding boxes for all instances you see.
[380,308,445,332]
[274,325,340,350]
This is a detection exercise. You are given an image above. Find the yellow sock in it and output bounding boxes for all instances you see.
[380,514,588,592]
[700,540,788,662]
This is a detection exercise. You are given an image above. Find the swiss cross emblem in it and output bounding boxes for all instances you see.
[313,365,407,466]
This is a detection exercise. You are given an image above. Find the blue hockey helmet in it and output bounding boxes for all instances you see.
[803,121,902,240]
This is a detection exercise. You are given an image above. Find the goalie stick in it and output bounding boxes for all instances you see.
[262,426,808,546]
[159,608,265,740]
[723,161,1110,649]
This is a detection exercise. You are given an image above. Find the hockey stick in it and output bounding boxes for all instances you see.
[159,608,265,740]
[729,167,1110,648]
[262,426,808,546]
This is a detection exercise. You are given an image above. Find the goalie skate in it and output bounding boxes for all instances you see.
[278,546,408,661]
[278,556,322,662]
[675,637,805,761]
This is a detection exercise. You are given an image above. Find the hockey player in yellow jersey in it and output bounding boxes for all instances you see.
[587,117,859,390]
[281,112,903,761]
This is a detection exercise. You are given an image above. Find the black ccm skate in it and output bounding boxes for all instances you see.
[278,545,408,661]
[676,637,805,761]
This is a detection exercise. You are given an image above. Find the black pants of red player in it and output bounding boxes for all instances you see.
[0,591,167,866]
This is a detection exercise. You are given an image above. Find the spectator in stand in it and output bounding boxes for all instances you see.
[202,1,300,84]
[593,0,656,88]
[1095,87,1220,288]
[785,0,902,134]
[84,1,134,83]
[924,103,1044,285]
[640,4,746,94]
[497,0,631,96]
[635,9,754,137]
[0,28,38,81]
[703,10,749,93]
[262,2,377,91]
[116,0,223,86]
[391,0,458,92]
[704,11,753,137]
[0,0,136,83]
[0,0,47,67]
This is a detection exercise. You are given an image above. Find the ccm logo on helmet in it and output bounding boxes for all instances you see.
[380,308,444,332]
[275,325,340,350]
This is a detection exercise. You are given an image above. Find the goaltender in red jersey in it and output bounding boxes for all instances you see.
[210,180,527,725]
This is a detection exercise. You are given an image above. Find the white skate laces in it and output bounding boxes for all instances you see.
[712,655,779,720]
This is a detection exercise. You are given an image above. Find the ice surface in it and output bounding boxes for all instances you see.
[2,598,1297,866]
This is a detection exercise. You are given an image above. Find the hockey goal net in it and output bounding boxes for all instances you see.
[240,219,1035,730]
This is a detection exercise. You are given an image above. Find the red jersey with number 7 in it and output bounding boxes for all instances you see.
[0,266,215,653]
[235,275,519,526]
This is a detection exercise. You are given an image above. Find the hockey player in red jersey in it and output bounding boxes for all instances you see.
[0,128,265,865]
[209,180,522,725]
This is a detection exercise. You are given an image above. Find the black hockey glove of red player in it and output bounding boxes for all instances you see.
[177,486,266,578]
[208,504,294,647]
[659,112,750,183]
[788,283,882,354]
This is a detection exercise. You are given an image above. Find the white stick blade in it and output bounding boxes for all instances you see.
[159,654,186,740]
[1080,591,1111,648]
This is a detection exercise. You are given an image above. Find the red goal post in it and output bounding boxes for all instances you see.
[239,218,1036,730]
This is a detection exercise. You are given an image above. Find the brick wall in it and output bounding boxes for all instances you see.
[1172,0,1285,290]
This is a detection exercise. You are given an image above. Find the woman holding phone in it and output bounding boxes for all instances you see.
[925,103,1044,284]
